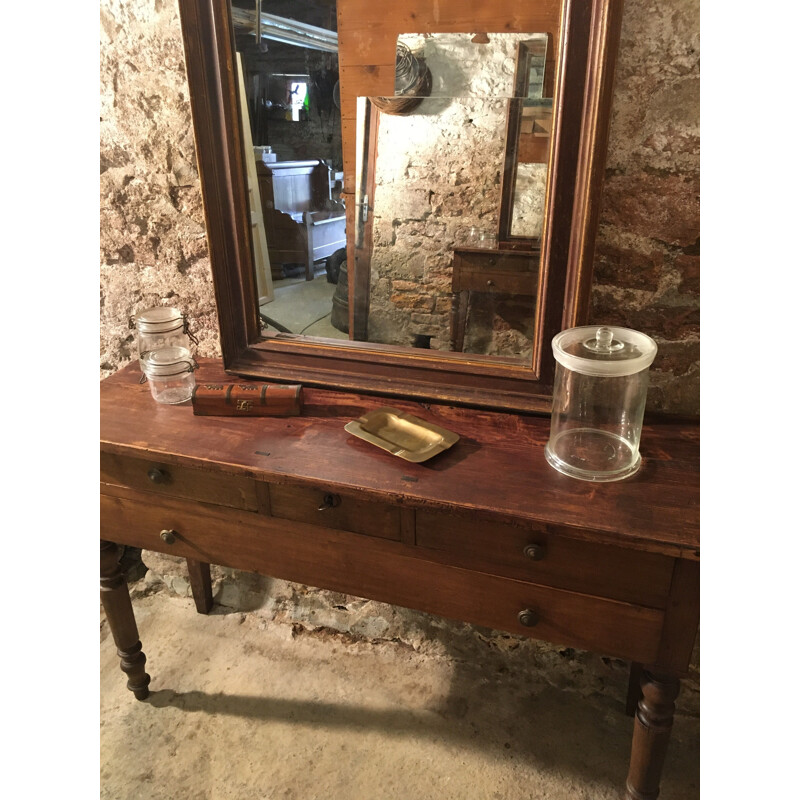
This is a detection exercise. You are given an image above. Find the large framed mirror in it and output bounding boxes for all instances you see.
[176,0,622,413]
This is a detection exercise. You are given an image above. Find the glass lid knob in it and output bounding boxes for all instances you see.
[583,326,624,354]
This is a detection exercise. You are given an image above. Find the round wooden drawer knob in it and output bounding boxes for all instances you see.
[160,529,177,545]
[518,608,539,627]
[148,468,169,484]
[522,543,545,561]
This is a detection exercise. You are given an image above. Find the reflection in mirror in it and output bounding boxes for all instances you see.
[355,32,552,362]
[232,8,555,365]
[233,1,349,341]
[505,37,554,240]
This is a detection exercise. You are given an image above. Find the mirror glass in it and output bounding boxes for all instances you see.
[507,38,554,239]
[354,32,551,362]
[233,6,555,366]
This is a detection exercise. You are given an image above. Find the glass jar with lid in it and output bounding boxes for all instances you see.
[140,346,197,405]
[132,307,196,371]
[545,325,657,482]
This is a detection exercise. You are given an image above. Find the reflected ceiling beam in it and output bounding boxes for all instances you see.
[231,8,338,53]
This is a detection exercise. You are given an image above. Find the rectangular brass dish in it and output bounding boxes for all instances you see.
[344,407,460,463]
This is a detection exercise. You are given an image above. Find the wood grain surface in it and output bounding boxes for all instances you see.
[100,487,664,665]
[101,359,699,559]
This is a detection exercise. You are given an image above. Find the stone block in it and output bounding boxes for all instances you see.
[374,187,431,221]
[390,293,436,312]
[592,240,664,291]
[435,296,453,314]
[675,253,700,295]
[391,280,421,293]
[651,339,700,378]
[599,172,700,247]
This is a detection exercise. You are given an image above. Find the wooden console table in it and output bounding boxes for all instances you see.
[100,359,699,800]
[449,248,539,352]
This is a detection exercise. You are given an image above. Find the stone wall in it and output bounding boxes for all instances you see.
[100,0,219,375]
[590,0,700,414]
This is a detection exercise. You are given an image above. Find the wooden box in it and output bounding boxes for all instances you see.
[192,382,303,417]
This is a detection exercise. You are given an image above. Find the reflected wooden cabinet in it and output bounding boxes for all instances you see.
[255,159,346,281]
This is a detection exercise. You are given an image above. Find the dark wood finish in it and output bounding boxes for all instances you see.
[451,249,539,295]
[186,558,214,614]
[100,488,665,664]
[177,0,259,360]
[100,451,259,511]
[269,484,402,541]
[498,35,555,245]
[260,209,308,280]
[562,0,625,329]
[101,359,699,796]
[415,511,675,607]
[191,381,303,417]
[516,129,551,164]
[100,540,151,700]
[175,0,625,413]
[625,671,681,800]
[654,558,701,674]
[351,101,381,342]
[102,360,700,559]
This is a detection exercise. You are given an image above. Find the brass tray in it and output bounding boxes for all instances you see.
[344,407,459,463]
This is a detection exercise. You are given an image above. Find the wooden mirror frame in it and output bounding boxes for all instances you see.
[176,0,623,414]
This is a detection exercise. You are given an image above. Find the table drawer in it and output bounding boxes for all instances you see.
[100,452,259,511]
[100,491,664,664]
[268,484,401,541]
[415,510,674,608]
[452,250,538,295]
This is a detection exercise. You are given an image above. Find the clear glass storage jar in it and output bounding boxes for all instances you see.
[140,346,197,405]
[545,325,657,482]
[132,307,193,370]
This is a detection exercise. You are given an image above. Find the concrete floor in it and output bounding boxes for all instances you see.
[100,560,699,800]
[260,267,346,340]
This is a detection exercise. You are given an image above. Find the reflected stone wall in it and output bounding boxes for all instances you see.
[366,33,539,357]
[510,163,547,238]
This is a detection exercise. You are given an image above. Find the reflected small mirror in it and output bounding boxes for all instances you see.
[501,36,555,243]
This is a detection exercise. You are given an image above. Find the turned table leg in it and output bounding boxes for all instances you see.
[100,540,151,700]
[625,670,680,800]
[186,558,214,614]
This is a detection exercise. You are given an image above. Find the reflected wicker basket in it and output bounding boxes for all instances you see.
[370,43,432,116]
